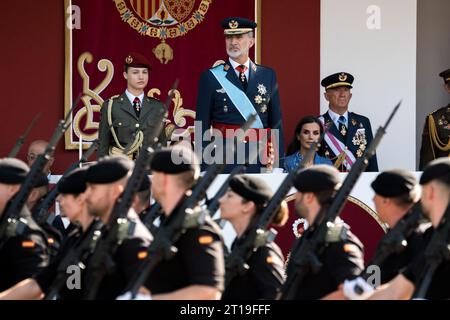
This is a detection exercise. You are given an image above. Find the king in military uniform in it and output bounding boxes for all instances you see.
[319,72,378,172]
[419,68,450,170]
[195,17,284,173]
[98,52,167,159]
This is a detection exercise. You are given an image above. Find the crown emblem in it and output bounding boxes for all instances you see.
[125,55,133,64]
[229,20,239,29]
[338,73,347,81]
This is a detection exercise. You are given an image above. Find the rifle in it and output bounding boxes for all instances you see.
[8,113,42,158]
[34,139,99,226]
[224,130,324,287]
[281,101,401,299]
[124,114,257,298]
[141,202,162,232]
[82,81,177,299]
[0,96,79,249]
[412,201,450,299]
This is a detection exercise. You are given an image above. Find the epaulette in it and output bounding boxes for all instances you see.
[146,96,160,102]
[108,94,121,102]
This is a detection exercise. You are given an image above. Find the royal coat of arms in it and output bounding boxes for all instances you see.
[114,0,212,64]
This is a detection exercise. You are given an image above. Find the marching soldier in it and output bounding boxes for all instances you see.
[283,165,365,299]
[26,172,62,261]
[141,145,225,299]
[219,174,288,299]
[367,158,450,299]
[196,17,284,173]
[98,52,167,159]
[419,68,450,169]
[369,169,427,284]
[0,166,93,299]
[319,72,378,172]
[0,158,49,292]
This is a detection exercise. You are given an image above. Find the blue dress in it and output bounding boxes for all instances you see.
[283,151,333,172]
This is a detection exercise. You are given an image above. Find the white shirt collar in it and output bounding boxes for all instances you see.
[125,90,144,105]
[327,109,349,128]
[228,58,250,78]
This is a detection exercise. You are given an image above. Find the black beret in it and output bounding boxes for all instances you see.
[32,172,49,188]
[439,68,450,84]
[229,174,273,204]
[150,146,199,175]
[0,158,29,184]
[294,165,340,192]
[321,72,354,90]
[58,167,88,194]
[371,169,417,197]
[420,158,450,186]
[138,175,151,192]
[86,156,134,184]
[221,17,257,35]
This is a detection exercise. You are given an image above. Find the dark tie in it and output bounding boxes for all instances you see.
[236,65,248,91]
[338,115,347,137]
[133,97,141,118]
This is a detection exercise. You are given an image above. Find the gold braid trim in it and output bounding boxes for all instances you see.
[107,98,144,156]
[334,151,347,170]
[428,114,450,157]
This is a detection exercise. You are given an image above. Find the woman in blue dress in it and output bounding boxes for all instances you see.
[284,115,333,172]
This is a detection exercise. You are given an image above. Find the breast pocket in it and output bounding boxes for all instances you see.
[114,119,134,142]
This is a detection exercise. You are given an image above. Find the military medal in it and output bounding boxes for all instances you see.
[257,83,267,95]
[340,126,347,136]
[260,105,267,113]
[351,118,357,126]
[223,105,228,113]
[255,95,263,104]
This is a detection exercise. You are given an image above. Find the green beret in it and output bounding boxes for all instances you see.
[294,165,340,192]
[0,158,29,184]
[229,174,273,204]
[420,158,450,186]
[150,146,199,174]
[371,169,417,197]
[86,156,134,184]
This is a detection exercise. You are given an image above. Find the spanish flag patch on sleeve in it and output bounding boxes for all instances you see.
[137,251,148,260]
[21,240,35,248]
[198,235,213,245]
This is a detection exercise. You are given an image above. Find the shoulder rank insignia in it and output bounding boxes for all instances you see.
[223,64,230,71]
[252,64,257,72]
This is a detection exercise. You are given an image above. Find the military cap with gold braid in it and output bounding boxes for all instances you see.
[321,72,354,90]
[221,17,257,36]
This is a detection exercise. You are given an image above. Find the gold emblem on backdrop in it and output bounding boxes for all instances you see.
[70,52,114,148]
[147,87,196,139]
[114,0,213,64]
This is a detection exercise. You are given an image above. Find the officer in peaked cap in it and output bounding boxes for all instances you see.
[98,52,167,160]
[196,16,285,173]
[419,67,450,169]
[319,72,378,172]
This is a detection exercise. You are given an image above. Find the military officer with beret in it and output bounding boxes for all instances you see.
[0,158,49,292]
[98,52,167,159]
[283,165,365,299]
[219,174,288,300]
[0,166,93,299]
[196,17,284,173]
[419,68,450,170]
[368,158,450,299]
[319,72,378,172]
[140,145,225,299]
